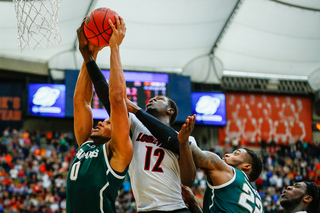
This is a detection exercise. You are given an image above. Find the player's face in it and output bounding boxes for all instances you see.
[145,96,170,113]
[223,149,248,169]
[90,118,111,141]
[280,182,307,201]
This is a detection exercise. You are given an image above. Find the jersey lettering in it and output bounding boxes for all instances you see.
[76,148,99,160]
[136,132,160,146]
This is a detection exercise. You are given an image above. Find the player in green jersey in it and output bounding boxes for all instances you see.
[189,147,263,213]
[66,16,133,213]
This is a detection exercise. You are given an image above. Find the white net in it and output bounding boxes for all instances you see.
[12,0,62,52]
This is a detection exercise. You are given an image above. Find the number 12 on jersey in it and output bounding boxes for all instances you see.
[144,146,165,172]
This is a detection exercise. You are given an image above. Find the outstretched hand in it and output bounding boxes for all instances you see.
[76,20,104,61]
[108,16,126,48]
[178,114,196,145]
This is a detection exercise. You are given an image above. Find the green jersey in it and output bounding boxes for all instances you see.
[203,168,263,213]
[66,141,127,213]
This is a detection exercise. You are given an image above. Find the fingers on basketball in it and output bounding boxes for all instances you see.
[119,16,125,27]
[109,19,116,31]
[115,15,120,26]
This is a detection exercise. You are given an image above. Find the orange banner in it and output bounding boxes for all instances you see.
[219,93,312,145]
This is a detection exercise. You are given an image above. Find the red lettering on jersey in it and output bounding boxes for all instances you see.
[135,132,161,146]
[146,136,153,142]
[136,133,143,141]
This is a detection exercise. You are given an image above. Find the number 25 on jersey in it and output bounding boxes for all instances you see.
[238,183,262,213]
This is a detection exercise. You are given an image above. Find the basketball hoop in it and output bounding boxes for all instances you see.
[12,0,62,52]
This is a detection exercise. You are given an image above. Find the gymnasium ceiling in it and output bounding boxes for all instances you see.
[0,0,320,89]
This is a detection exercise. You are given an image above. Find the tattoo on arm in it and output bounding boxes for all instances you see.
[191,145,224,170]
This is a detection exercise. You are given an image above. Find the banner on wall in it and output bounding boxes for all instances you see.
[219,93,312,145]
[0,83,23,133]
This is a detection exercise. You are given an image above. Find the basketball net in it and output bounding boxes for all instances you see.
[13,0,62,52]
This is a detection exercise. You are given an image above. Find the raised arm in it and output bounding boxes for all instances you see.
[73,23,99,146]
[86,60,111,114]
[107,16,133,172]
[178,115,197,186]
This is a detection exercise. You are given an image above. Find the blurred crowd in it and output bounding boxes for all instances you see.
[0,127,320,213]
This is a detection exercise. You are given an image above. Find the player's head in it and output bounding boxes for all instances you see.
[90,118,111,145]
[223,148,263,182]
[145,96,178,125]
[280,182,320,213]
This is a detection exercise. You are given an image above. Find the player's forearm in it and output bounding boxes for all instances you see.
[74,61,93,105]
[135,109,180,155]
[191,145,223,170]
[109,46,126,101]
[179,142,196,186]
[80,47,94,63]
[86,60,111,114]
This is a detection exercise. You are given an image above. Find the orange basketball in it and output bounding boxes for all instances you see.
[84,7,119,46]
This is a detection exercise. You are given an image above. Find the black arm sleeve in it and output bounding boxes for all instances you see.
[86,60,111,115]
[86,61,180,155]
[135,109,180,155]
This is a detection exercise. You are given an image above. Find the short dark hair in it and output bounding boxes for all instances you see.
[305,182,320,213]
[243,148,263,182]
[167,97,178,126]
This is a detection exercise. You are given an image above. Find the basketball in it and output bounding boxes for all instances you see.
[84,7,119,46]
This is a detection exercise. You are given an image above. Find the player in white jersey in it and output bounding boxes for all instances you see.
[127,109,196,211]
[84,41,197,212]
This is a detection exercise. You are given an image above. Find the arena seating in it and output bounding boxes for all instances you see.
[0,127,319,212]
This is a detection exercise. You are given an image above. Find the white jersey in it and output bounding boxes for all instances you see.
[128,113,196,212]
